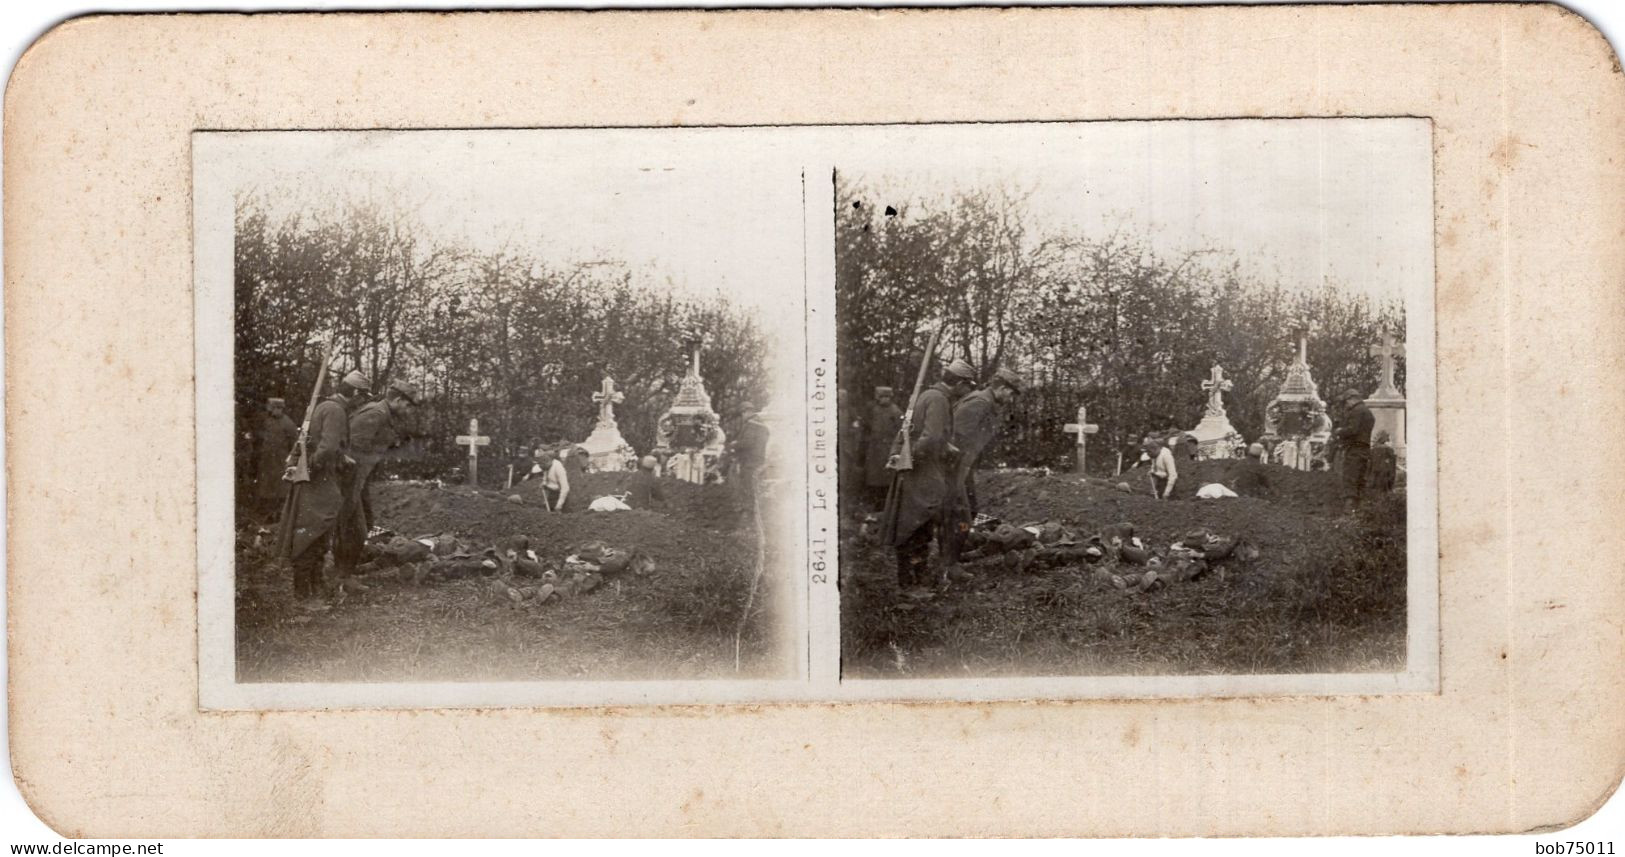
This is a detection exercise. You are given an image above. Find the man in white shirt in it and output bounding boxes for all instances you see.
[1145,438,1178,500]
[526,448,572,511]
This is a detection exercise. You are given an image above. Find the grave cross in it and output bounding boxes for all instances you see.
[1201,364,1233,414]
[1062,405,1100,475]
[1368,332,1405,398]
[455,417,491,487]
[592,377,625,426]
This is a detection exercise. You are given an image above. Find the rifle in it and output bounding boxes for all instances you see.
[886,319,947,474]
[282,335,336,485]
[878,319,945,547]
[274,335,334,561]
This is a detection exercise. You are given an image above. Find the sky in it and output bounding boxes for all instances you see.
[834,118,1432,308]
[211,118,1431,312]
[217,129,813,315]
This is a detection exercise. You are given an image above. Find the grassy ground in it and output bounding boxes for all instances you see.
[235,481,784,683]
[840,468,1407,679]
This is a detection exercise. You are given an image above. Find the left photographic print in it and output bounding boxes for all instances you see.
[195,130,812,708]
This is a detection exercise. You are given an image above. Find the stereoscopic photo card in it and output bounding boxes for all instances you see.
[7,6,1624,838]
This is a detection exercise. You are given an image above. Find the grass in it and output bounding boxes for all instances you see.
[839,488,1409,679]
[234,492,786,683]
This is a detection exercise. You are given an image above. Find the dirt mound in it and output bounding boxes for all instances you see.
[369,480,754,571]
[236,479,787,683]
[1117,458,1343,512]
[842,467,1405,679]
[976,468,1325,560]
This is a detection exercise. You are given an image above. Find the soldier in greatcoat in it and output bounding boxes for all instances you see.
[1367,430,1398,495]
[883,359,977,595]
[862,386,904,511]
[282,370,369,602]
[1333,388,1376,510]
[252,398,299,517]
[731,400,772,500]
[836,388,862,508]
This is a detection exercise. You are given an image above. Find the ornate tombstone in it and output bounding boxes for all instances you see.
[578,377,637,472]
[1187,365,1246,460]
[653,333,727,484]
[1261,329,1332,470]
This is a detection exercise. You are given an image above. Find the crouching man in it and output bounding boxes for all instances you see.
[334,378,419,577]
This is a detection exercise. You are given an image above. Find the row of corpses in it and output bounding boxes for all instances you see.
[957,519,1260,593]
[344,530,656,606]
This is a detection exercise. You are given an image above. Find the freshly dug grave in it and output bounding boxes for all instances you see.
[1114,458,1345,512]
[506,470,754,532]
[235,477,785,683]
[974,467,1338,544]
[369,480,740,561]
[840,467,1406,679]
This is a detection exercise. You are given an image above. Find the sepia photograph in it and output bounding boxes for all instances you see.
[13,3,1625,841]
[197,130,810,700]
[835,119,1436,684]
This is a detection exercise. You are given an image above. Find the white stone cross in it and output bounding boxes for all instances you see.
[1201,364,1233,415]
[1062,405,1100,475]
[592,377,625,426]
[455,417,491,486]
[1368,332,1406,398]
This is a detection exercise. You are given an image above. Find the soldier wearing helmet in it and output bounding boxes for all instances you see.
[284,369,371,603]
[884,357,977,597]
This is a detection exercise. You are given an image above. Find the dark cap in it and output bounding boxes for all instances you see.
[993,367,1025,392]
[388,378,420,404]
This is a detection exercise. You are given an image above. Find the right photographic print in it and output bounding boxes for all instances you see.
[834,119,1436,687]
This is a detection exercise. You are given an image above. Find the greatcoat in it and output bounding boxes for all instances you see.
[283,394,353,560]
[884,382,956,547]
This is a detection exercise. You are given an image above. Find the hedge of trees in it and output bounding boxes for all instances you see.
[835,175,1407,472]
[234,192,771,486]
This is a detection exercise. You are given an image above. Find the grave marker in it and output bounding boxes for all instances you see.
[455,417,491,487]
[1062,405,1100,475]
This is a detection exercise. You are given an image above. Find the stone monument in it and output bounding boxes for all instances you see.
[1187,365,1246,459]
[1261,327,1332,470]
[578,376,637,472]
[653,331,727,484]
[1366,330,1407,465]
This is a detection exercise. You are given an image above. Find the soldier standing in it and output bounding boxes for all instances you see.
[836,388,861,507]
[1333,387,1376,510]
[1368,430,1398,494]
[886,359,977,596]
[334,378,419,576]
[252,397,299,518]
[733,400,772,499]
[284,369,370,603]
[862,386,904,512]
